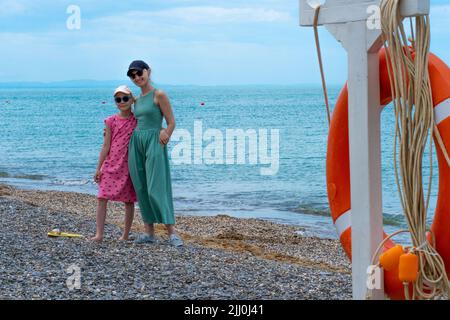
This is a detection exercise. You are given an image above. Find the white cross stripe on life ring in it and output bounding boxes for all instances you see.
[332,100,450,239]
[334,210,351,238]
[434,98,450,125]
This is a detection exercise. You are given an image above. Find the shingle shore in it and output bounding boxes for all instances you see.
[0,184,351,299]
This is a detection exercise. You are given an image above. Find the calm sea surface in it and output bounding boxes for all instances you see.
[0,85,439,241]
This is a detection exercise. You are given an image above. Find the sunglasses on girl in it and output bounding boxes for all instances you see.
[129,70,143,79]
[114,95,132,103]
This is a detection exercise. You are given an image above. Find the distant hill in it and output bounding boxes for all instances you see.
[0,80,221,89]
[0,80,132,88]
[0,81,332,89]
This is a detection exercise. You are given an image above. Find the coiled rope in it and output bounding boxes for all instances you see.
[310,0,450,300]
[378,0,450,300]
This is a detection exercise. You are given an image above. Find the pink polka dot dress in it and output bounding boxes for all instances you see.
[98,114,137,203]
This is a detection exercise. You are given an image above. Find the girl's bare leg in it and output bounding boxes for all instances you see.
[91,199,107,242]
[120,202,135,240]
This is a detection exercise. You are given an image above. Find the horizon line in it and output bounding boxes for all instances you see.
[0,80,344,88]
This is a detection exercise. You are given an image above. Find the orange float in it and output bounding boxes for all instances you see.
[326,47,450,300]
[398,253,419,283]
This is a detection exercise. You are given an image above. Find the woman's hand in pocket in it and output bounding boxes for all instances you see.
[159,129,170,145]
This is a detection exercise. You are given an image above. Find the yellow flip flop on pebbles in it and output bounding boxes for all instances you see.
[47,228,84,238]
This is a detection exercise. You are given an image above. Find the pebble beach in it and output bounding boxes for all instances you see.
[0,183,351,300]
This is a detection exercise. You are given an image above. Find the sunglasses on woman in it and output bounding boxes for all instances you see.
[129,70,143,79]
[114,95,132,104]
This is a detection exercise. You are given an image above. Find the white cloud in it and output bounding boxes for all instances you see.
[0,0,25,16]
[1,2,447,84]
[84,5,295,48]
[93,6,291,27]
[151,6,292,23]
[0,28,331,85]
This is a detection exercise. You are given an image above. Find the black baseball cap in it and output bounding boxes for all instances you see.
[127,60,150,76]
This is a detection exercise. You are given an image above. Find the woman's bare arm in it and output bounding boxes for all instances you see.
[156,90,176,145]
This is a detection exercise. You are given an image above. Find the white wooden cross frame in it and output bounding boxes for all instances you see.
[299,0,430,300]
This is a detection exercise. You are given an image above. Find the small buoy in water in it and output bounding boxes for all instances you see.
[200,102,205,106]
[101,101,106,104]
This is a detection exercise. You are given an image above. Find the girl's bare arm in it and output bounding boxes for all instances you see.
[94,125,112,181]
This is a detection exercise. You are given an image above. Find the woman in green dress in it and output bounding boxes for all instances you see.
[127,60,183,247]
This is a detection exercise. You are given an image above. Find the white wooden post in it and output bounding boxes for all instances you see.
[299,0,430,300]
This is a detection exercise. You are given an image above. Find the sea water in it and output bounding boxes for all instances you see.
[0,85,439,241]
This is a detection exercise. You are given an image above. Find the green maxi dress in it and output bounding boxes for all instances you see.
[128,88,175,225]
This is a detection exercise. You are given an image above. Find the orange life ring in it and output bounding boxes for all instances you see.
[326,47,450,300]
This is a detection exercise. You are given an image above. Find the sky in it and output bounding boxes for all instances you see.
[0,0,449,85]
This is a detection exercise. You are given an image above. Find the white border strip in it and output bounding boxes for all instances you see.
[435,98,450,125]
[334,210,351,238]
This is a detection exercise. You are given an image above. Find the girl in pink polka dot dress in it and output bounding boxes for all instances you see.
[91,85,138,242]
